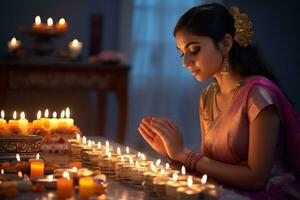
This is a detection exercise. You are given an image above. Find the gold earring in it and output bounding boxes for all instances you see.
[221,56,231,75]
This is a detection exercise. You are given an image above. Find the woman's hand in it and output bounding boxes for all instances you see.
[138,117,190,162]
[138,117,168,156]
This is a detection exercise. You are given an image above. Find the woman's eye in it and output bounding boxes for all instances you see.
[179,52,184,57]
[190,47,200,55]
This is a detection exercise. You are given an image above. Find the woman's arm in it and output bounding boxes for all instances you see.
[184,105,280,190]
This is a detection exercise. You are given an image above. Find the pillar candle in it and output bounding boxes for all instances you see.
[58,110,68,128]
[57,171,73,198]
[40,109,50,128]
[65,107,74,127]
[49,111,59,130]
[18,112,28,136]
[32,110,42,129]
[0,110,7,129]
[8,111,18,129]
[30,155,44,178]
[79,177,94,198]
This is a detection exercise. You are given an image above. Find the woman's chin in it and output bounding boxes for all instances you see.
[194,74,209,82]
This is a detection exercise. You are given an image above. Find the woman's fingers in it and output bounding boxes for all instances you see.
[140,121,155,138]
[138,126,154,144]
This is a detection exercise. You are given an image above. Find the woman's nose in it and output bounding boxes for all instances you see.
[182,54,194,68]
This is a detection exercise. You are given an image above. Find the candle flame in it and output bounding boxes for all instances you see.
[36,153,40,160]
[129,158,133,165]
[59,18,65,25]
[35,16,41,25]
[37,110,41,119]
[44,109,49,118]
[13,111,17,120]
[155,159,161,166]
[172,173,178,181]
[20,112,25,119]
[60,110,65,118]
[53,111,57,118]
[1,110,4,119]
[16,153,21,162]
[108,152,112,158]
[97,142,101,149]
[135,161,139,167]
[87,140,92,148]
[201,174,207,184]
[165,163,170,170]
[121,156,124,162]
[160,168,165,175]
[126,146,129,154]
[66,107,70,118]
[1,169,4,174]
[18,171,23,178]
[76,134,80,141]
[47,17,53,26]
[181,166,186,175]
[105,140,109,147]
[117,147,121,155]
[187,176,193,188]
[47,175,53,182]
[71,167,78,173]
[92,141,95,145]
[72,39,79,47]
[137,152,141,158]
[150,163,156,172]
[82,136,86,144]
[63,171,70,179]
[141,154,146,161]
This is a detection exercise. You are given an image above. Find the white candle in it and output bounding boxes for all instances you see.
[49,111,59,130]
[68,39,83,58]
[18,112,28,136]
[7,37,21,52]
[65,107,74,127]
[46,17,54,29]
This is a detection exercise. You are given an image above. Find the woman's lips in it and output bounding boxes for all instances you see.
[191,70,200,76]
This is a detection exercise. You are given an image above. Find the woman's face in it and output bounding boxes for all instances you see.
[175,29,223,81]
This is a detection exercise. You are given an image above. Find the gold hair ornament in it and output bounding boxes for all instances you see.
[229,6,254,47]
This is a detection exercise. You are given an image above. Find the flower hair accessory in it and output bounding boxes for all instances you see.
[229,6,254,47]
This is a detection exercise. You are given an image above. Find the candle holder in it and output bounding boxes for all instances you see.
[0,135,42,161]
[17,26,66,56]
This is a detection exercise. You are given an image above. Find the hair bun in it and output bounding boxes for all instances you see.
[229,6,254,47]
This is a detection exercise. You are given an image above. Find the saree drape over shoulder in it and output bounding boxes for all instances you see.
[200,76,300,199]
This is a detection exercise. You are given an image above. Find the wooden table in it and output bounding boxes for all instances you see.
[0,62,130,144]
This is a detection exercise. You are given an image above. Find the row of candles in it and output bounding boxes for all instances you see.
[7,37,83,57]
[1,153,105,199]
[0,108,74,135]
[68,135,220,199]
[32,16,68,32]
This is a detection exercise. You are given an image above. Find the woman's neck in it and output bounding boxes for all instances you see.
[213,72,243,95]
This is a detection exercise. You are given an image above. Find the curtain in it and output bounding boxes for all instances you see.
[125,0,211,155]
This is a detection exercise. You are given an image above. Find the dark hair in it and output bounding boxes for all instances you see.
[173,3,278,85]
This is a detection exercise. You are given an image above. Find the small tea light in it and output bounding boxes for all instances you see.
[32,110,42,129]
[46,17,54,30]
[32,16,43,31]
[40,109,50,128]
[65,107,74,127]
[8,111,19,130]
[68,39,83,58]
[176,176,203,200]
[49,111,59,130]
[7,37,21,52]
[18,112,28,136]
[0,110,7,129]
[57,171,74,198]
[55,18,68,31]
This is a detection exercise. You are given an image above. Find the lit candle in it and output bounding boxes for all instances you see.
[7,37,21,52]
[176,176,203,199]
[32,110,42,129]
[68,39,83,58]
[32,16,43,31]
[79,176,95,198]
[49,111,59,130]
[55,18,68,31]
[57,171,74,199]
[65,107,74,127]
[40,109,50,128]
[0,110,7,129]
[30,153,44,178]
[46,17,54,30]
[8,111,19,130]
[58,110,67,128]
[18,112,28,136]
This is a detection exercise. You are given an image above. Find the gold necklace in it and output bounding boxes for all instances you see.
[214,79,244,113]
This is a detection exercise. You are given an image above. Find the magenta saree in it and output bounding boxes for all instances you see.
[200,76,300,199]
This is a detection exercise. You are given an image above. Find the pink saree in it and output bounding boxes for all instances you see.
[200,76,300,199]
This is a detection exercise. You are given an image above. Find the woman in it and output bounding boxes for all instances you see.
[138,3,300,199]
